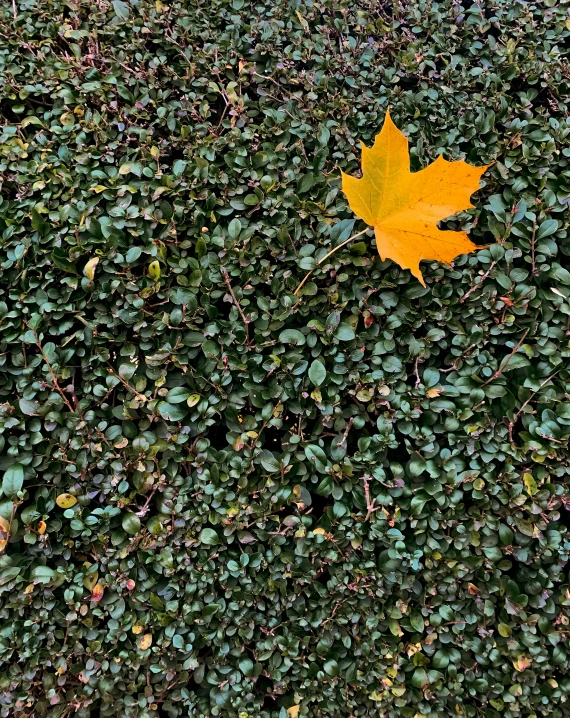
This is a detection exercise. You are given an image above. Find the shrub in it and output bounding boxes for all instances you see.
[1,0,570,716]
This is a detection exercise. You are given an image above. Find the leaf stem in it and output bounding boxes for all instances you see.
[293,227,370,295]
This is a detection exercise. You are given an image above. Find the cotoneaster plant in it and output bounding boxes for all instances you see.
[0,1,570,717]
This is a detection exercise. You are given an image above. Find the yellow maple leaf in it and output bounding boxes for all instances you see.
[341,109,492,285]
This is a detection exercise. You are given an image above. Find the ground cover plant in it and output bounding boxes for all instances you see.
[1,0,570,716]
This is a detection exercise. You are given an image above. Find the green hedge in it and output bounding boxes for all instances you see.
[1,0,570,716]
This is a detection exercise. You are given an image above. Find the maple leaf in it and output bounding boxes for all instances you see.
[341,109,492,285]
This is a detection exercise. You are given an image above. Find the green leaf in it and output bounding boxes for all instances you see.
[158,402,188,421]
[297,173,315,194]
[410,612,425,633]
[335,323,355,341]
[259,450,281,473]
[279,329,306,346]
[304,445,328,473]
[238,657,254,676]
[125,247,142,263]
[30,566,56,584]
[149,593,164,610]
[166,387,191,404]
[2,463,24,498]
[51,248,78,274]
[199,528,219,545]
[31,208,48,235]
[323,659,339,676]
[19,398,39,416]
[119,362,137,380]
[432,650,449,669]
[112,0,130,18]
[0,566,21,586]
[173,159,187,177]
[308,360,327,387]
[536,219,558,240]
[122,513,141,535]
[499,524,514,545]
[408,455,426,477]
[228,218,242,239]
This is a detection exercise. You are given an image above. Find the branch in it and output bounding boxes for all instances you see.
[28,325,76,413]
[221,267,251,345]
[482,330,529,386]
[337,417,354,447]
[361,476,381,522]
[106,366,144,398]
[293,227,370,296]
[459,260,497,303]
[508,370,560,444]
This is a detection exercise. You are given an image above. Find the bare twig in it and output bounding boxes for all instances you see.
[337,417,354,447]
[136,486,158,518]
[221,267,251,345]
[414,357,422,387]
[482,329,529,386]
[530,220,537,276]
[106,366,143,398]
[28,325,76,413]
[508,370,560,444]
[361,476,381,522]
[459,260,497,303]
[293,227,370,296]
[440,342,479,373]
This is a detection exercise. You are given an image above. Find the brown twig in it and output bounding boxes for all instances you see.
[293,227,370,295]
[414,357,422,387]
[530,220,537,276]
[106,366,143,398]
[361,476,381,522]
[482,329,529,386]
[459,260,497,303]
[28,325,76,413]
[337,417,354,447]
[221,267,251,345]
[508,370,560,444]
[440,342,479,373]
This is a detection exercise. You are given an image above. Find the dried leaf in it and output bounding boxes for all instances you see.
[90,584,105,602]
[513,655,531,672]
[426,387,444,398]
[287,705,300,718]
[139,633,153,650]
[342,109,492,285]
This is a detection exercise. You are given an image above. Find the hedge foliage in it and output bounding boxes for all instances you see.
[1,0,570,716]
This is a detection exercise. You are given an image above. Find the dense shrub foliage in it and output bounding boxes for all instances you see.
[1,0,570,716]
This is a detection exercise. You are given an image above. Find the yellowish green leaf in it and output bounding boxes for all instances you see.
[56,493,77,508]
